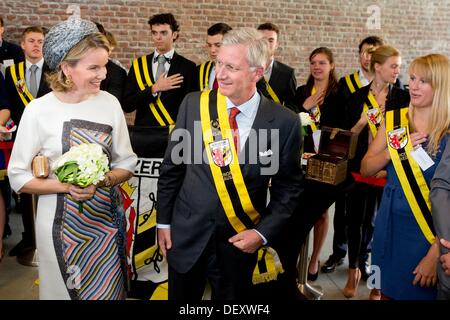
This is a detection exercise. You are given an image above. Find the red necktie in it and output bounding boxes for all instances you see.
[229,107,241,153]
[212,77,219,89]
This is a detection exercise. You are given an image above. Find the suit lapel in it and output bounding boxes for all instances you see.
[37,63,50,97]
[167,51,179,77]
[240,96,276,177]
[268,60,281,92]
[148,52,156,84]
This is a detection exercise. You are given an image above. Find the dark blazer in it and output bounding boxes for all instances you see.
[100,59,127,104]
[257,60,297,112]
[345,84,410,173]
[0,40,24,65]
[195,61,213,91]
[5,61,51,125]
[338,71,404,106]
[122,51,197,126]
[157,91,303,274]
[430,135,450,295]
[296,84,343,153]
[0,72,10,108]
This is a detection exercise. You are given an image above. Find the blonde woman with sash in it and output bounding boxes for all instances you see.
[362,54,450,299]
[344,45,409,298]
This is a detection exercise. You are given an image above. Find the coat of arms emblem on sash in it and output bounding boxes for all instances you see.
[388,127,408,149]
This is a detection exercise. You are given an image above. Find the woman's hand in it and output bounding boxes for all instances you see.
[303,90,325,110]
[68,184,97,202]
[0,126,8,141]
[410,132,428,149]
[412,242,439,287]
[374,170,387,179]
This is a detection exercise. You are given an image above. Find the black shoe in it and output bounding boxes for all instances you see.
[359,261,371,281]
[307,261,320,281]
[321,255,344,273]
[2,224,11,239]
[8,239,33,257]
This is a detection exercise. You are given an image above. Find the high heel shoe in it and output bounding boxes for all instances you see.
[307,261,320,281]
[343,268,361,298]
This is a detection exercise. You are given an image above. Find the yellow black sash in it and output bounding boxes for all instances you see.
[386,108,435,244]
[344,71,363,94]
[364,91,383,138]
[200,89,284,284]
[264,79,281,104]
[10,62,34,107]
[308,86,321,132]
[132,56,174,126]
[199,60,214,91]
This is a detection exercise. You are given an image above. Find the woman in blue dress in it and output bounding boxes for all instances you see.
[361,54,450,299]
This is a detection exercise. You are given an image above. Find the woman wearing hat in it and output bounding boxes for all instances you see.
[7,19,137,300]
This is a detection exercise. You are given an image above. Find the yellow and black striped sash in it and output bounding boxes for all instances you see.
[344,71,363,94]
[132,56,174,126]
[264,79,281,104]
[10,62,34,107]
[199,60,214,91]
[364,91,383,138]
[308,86,321,132]
[200,89,283,283]
[386,108,435,244]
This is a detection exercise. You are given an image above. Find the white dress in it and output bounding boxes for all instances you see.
[8,91,137,300]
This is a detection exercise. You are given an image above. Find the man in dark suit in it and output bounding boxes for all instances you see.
[157,28,303,300]
[256,23,297,112]
[196,22,232,91]
[0,17,24,70]
[4,26,51,257]
[123,13,196,127]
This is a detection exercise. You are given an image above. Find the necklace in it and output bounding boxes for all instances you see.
[370,82,388,97]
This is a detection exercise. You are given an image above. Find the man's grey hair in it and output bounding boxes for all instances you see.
[222,27,270,70]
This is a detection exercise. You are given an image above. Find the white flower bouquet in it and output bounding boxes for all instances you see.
[299,112,314,136]
[52,143,110,212]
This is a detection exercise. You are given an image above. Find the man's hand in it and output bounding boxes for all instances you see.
[440,238,450,276]
[229,229,264,253]
[157,228,172,258]
[152,72,184,93]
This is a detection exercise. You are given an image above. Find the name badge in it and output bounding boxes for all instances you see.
[410,146,434,171]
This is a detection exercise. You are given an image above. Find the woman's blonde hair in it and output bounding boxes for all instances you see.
[408,53,450,155]
[45,33,110,92]
[369,45,400,73]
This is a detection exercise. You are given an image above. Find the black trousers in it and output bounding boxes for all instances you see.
[269,179,354,299]
[346,182,383,268]
[331,196,348,259]
[168,232,256,300]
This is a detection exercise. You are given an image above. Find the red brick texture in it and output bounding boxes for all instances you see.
[2,1,449,89]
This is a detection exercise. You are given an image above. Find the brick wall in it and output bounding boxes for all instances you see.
[2,0,450,86]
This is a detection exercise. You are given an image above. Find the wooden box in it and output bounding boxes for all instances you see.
[306,127,357,185]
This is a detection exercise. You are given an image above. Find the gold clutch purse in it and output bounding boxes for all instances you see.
[32,155,49,178]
